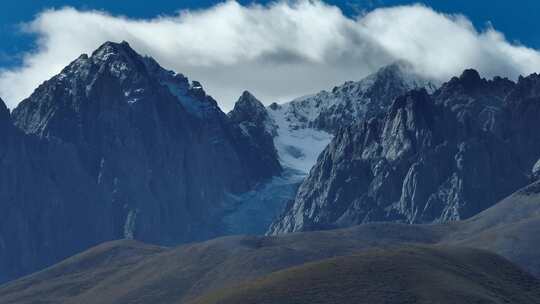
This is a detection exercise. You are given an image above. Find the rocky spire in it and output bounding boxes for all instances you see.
[228,90,282,178]
[229,91,270,125]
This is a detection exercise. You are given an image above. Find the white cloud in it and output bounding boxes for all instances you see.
[1,1,540,110]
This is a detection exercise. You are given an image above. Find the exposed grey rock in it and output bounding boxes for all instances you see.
[277,61,437,135]
[269,70,540,234]
[267,61,437,175]
[1,41,281,282]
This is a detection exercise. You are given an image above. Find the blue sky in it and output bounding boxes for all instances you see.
[2,0,539,68]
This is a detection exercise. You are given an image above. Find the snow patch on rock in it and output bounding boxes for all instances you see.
[268,104,333,174]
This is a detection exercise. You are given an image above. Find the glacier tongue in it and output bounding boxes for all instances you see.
[222,168,304,235]
[220,101,333,235]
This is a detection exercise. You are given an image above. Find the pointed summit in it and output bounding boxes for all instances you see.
[85,40,150,77]
[91,41,137,60]
[238,91,265,108]
[53,40,150,88]
[229,91,268,124]
[12,40,221,136]
[238,90,261,102]
[228,90,281,178]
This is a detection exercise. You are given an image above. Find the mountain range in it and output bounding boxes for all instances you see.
[269,69,540,234]
[1,40,540,303]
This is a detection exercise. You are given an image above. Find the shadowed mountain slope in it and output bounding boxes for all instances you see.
[0,41,281,282]
[0,226,448,304]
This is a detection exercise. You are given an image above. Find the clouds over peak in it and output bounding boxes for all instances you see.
[1,1,540,110]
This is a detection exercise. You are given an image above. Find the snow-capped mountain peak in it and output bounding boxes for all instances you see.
[273,61,437,134]
[91,41,134,61]
[267,61,438,174]
[49,41,220,117]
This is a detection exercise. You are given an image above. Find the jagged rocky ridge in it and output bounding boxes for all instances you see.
[270,61,436,134]
[0,41,281,282]
[222,63,437,236]
[217,63,436,235]
[269,70,540,234]
[267,61,435,173]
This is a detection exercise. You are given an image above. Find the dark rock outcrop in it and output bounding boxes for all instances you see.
[269,70,540,234]
[0,41,281,282]
[228,91,281,180]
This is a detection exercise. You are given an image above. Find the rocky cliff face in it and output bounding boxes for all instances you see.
[1,41,281,282]
[269,70,540,234]
[0,97,113,283]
